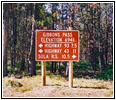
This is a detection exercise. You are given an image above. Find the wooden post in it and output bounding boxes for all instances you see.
[69,61,73,88]
[41,61,46,86]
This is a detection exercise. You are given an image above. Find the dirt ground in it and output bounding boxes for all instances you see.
[3,75,113,98]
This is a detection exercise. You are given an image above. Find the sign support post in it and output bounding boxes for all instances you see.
[69,61,73,88]
[36,30,79,87]
[41,61,46,86]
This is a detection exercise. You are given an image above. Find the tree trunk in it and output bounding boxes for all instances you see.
[65,62,69,76]
[50,4,57,73]
[10,4,17,69]
[3,4,9,76]
[28,4,36,76]
[20,4,26,71]
[20,54,25,71]
[54,62,57,73]
[105,3,108,67]
[98,4,104,71]
[58,62,61,74]
[50,62,54,73]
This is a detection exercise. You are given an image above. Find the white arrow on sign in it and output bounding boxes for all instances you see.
[72,54,76,59]
[38,44,43,48]
[38,49,43,53]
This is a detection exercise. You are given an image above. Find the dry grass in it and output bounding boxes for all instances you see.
[3,74,113,97]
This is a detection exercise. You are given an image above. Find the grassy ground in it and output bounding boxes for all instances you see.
[3,74,113,97]
[4,61,113,97]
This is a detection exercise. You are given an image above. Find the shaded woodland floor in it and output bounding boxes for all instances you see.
[3,73,113,97]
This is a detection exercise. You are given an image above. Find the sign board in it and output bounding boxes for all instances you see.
[36,30,79,61]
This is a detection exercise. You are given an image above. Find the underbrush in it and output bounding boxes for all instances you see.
[7,60,113,81]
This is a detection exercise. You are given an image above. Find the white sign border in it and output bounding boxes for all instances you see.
[35,30,80,61]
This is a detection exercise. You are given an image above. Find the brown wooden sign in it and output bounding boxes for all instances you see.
[36,30,79,61]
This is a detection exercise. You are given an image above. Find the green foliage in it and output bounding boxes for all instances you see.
[15,61,22,70]
[36,62,41,70]
[73,61,91,71]
[108,62,113,68]
[8,68,15,74]
[20,71,28,76]
[109,89,113,94]
[19,87,32,93]
[73,61,113,80]
[31,17,35,23]
[7,60,21,74]
[6,80,23,88]
[46,62,51,70]
[7,60,29,76]
[7,60,15,74]
[52,12,56,17]
[97,67,113,80]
